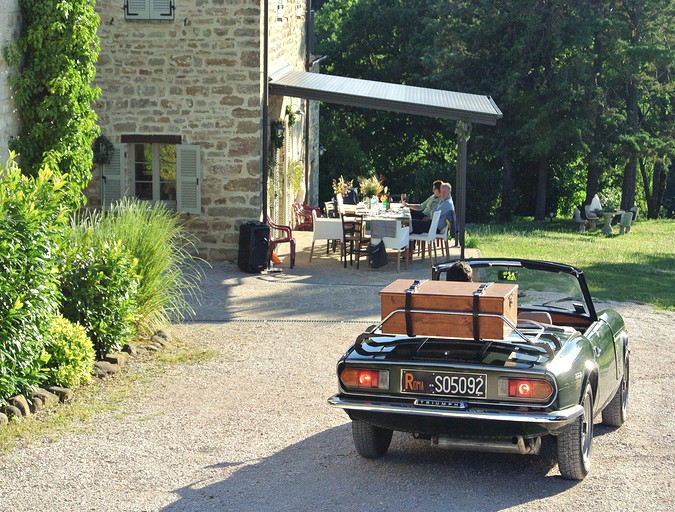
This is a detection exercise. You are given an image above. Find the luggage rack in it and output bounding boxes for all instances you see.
[374,308,560,359]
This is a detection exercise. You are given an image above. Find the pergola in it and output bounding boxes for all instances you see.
[268,69,503,259]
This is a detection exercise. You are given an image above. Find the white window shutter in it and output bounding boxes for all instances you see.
[101,143,126,210]
[176,144,201,214]
[125,0,149,19]
[150,0,174,19]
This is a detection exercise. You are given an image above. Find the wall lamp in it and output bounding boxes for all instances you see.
[318,145,326,156]
[271,120,285,149]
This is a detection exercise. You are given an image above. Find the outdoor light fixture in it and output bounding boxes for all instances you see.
[271,120,285,149]
[319,145,326,156]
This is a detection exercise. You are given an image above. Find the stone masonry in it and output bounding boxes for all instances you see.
[90,0,311,261]
[0,0,20,166]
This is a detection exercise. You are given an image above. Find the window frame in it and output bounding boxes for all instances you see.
[124,0,176,21]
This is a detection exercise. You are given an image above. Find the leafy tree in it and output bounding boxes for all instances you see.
[3,0,101,208]
[314,0,675,220]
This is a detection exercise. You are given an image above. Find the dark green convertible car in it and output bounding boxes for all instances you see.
[328,258,629,480]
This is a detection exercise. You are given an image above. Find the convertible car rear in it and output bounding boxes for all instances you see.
[328,259,629,480]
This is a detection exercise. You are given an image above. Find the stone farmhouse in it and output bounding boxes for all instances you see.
[2,0,320,261]
[1,1,502,261]
[89,0,320,261]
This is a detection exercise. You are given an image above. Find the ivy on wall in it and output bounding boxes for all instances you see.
[3,0,101,208]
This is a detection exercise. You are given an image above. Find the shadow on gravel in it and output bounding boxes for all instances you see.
[162,425,577,512]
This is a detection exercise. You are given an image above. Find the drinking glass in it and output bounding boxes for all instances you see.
[401,193,408,205]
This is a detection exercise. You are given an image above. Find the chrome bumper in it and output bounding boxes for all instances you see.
[327,395,583,425]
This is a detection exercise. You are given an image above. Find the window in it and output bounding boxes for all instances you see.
[125,0,175,21]
[101,142,201,214]
[133,143,177,207]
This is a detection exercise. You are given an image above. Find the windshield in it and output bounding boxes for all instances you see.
[471,265,588,315]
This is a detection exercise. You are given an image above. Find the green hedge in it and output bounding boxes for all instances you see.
[60,228,140,361]
[43,315,95,388]
[0,156,69,402]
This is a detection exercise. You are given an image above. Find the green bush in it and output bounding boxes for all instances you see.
[60,226,140,360]
[0,156,69,402]
[3,0,101,208]
[95,198,203,335]
[43,315,95,388]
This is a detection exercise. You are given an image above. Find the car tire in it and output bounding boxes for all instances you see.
[352,420,393,459]
[602,358,629,427]
[557,382,594,480]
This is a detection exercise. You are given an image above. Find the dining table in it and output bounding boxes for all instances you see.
[601,210,624,235]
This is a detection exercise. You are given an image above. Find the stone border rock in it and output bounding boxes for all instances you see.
[0,330,171,428]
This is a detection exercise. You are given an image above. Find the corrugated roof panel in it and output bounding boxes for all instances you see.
[270,71,502,125]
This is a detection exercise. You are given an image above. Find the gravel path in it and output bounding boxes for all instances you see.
[1,235,673,511]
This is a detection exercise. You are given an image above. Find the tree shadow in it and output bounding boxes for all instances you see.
[162,425,576,512]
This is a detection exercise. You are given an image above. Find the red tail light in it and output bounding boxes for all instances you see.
[499,378,553,400]
[340,368,390,390]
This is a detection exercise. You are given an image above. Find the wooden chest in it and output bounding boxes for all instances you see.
[379,279,518,340]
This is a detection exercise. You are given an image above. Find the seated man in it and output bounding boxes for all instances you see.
[411,182,455,234]
[407,180,442,220]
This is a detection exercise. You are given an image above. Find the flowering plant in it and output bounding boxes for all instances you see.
[358,175,383,197]
[331,175,353,197]
[598,190,620,212]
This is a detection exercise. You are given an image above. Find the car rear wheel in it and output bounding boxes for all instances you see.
[557,383,594,480]
[602,358,629,427]
[352,420,393,459]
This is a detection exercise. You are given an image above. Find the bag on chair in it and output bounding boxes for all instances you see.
[367,240,388,268]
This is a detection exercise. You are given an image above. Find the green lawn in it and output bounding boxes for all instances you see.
[467,218,675,310]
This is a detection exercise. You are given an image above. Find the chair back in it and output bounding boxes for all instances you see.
[341,213,364,240]
[573,208,582,222]
[619,212,633,227]
[311,209,343,242]
[584,204,599,220]
[630,206,639,221]
[336,194,345,215]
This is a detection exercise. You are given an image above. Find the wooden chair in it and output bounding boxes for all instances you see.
[266,216,296,269]
[341,213,369,269]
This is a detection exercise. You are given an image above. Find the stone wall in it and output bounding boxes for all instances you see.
[0,0,21,166]
[91,0,309,261]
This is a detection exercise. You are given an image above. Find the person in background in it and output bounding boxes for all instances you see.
[411,182,455,234]
[343,186,358,205]
[445,260,473,282]
[407,180,442,220]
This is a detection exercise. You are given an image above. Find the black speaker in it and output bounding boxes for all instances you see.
[238,222,270,273]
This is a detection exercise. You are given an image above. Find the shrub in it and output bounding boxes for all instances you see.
[3,0,101,209]
[43,315,95,388]
[95,198,203,335]
[60,225,140,360]
[0,156,69,402]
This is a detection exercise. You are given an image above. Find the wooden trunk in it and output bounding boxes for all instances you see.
[379,279,518,340]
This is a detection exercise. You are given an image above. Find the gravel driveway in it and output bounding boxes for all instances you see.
[1,237,673,511]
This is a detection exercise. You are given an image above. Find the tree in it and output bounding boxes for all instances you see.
[3,0,101,208]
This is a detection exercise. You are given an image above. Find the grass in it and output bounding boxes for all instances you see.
[466,218,675,310]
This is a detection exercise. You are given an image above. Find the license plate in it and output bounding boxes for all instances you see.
[401,370,487,398]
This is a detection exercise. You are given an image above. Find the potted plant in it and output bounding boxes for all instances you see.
[358,175,383,201]
[332,175,353,198]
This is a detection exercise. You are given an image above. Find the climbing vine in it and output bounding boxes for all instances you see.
[3,0,101,209]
